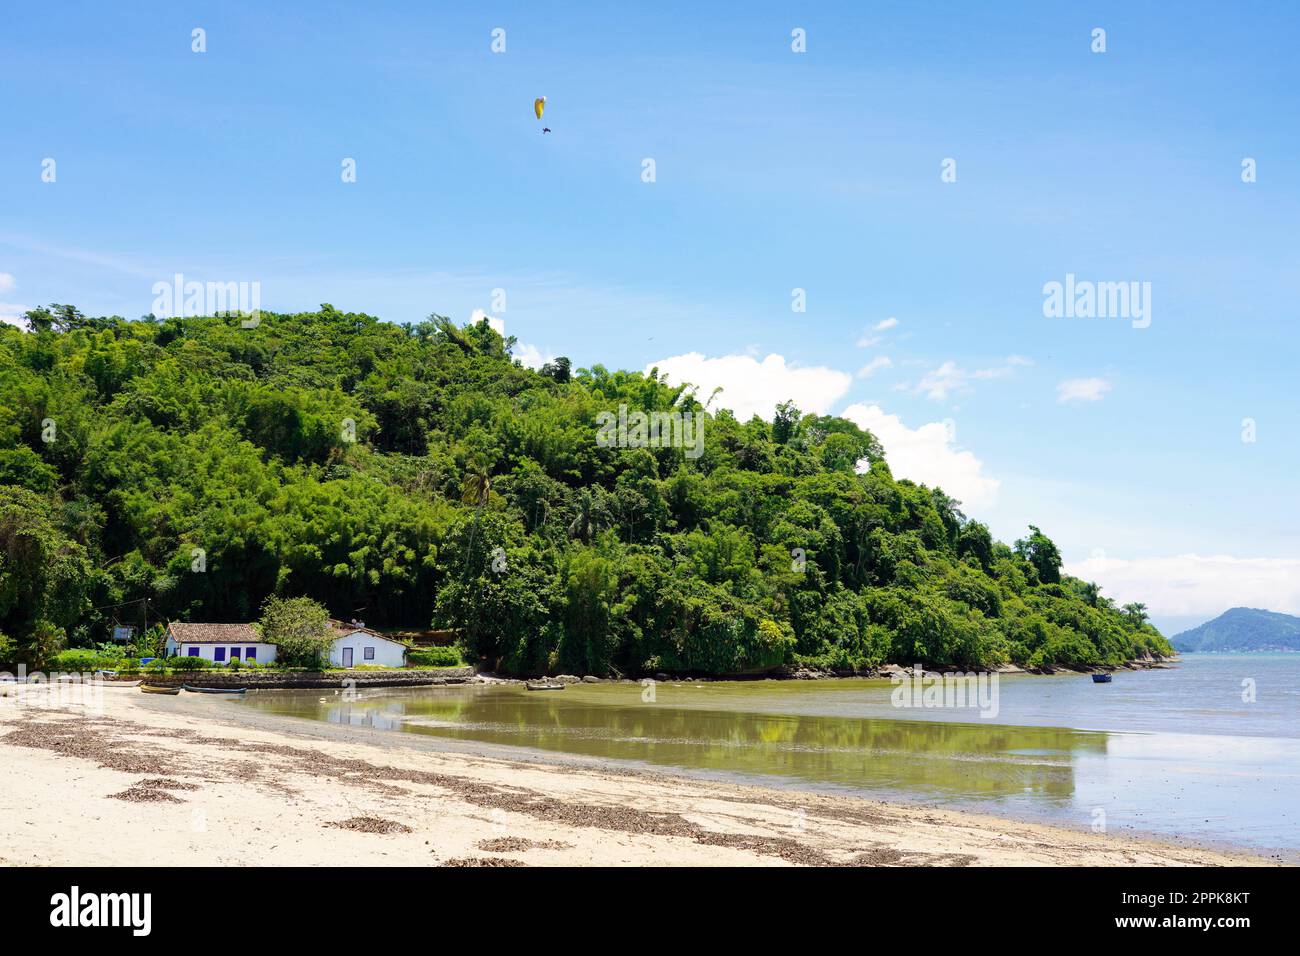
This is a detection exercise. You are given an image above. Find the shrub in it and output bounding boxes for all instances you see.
[49,648,127,672]
[256,596,334,667]
[408,646,463,668]
[144,656,211,672]
[24,620,67,671]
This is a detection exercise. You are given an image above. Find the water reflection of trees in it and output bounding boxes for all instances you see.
[254,686,1109,801]
[448,693,1106,801]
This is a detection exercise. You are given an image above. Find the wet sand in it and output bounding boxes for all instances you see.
[0,684,1273,867]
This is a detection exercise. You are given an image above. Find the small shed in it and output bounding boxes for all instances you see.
[328,620,407,668]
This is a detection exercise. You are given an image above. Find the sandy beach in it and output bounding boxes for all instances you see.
[0,682,1271,867]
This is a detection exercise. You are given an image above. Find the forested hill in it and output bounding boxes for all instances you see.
[1172,608,1300,653]
[0,307,1171,675]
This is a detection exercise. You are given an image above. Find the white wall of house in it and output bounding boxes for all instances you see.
[165,637,278,664]
[329,631,406,668]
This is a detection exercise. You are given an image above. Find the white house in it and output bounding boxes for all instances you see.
[328,620,407,668]
[164,622,279,665]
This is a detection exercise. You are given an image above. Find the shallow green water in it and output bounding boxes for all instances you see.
[239,655,1300,857]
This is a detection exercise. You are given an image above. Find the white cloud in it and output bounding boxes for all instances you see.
[916,360,965,400]
[856,317,898,347]
[841,403,1000,509]
[470,308,505,336]
[915,358,1026,401]
[514,342,556,370]
[856,356,892,378]
[0,272,26,329]
[1065,553,1300,619]
[0,305,29,329]
[648,352,852,421]
[469,310,554,369]
[1007,355,1033,366]
[1057,377,1111,403]
[0,274,28,328]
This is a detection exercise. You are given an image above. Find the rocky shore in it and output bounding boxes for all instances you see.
[72,655,1179,691]
[132,667,478,689]
[474,654,1181,685]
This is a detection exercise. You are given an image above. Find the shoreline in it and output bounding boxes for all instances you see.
[0,683,1273,867]
[14,654,1180,692]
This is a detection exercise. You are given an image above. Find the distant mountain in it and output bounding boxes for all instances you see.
[1171,607,1300,653]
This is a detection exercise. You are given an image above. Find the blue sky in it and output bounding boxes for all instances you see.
[3,1,1298,632]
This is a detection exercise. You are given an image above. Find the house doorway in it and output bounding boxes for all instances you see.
[342,647,353,667]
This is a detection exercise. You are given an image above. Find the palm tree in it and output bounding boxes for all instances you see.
[567,489,606,544]
[461,465,491,508]
[432,315,474,354]
[931,490,965,540]
[1122,602,1149,627]
[460,463,493,578]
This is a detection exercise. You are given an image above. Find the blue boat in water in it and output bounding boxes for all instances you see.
[1092,673,1112,683]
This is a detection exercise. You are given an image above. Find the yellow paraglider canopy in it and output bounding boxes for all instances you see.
[534,96,546,120]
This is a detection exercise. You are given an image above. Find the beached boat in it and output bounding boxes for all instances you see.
[92,679,143,688]
[140,684,180,695]
[182,684,247,695]
[1091,673,1112,683]
[525,681,565,691]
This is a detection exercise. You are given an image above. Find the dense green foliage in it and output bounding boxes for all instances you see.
[0,307,1170,674]
[47,646,133,673]
[255,595,334,667]
[144,655,214,672]
[1172,607,1300,653]
[407,646,465,668]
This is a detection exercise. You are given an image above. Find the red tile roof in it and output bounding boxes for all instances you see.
[329,619,385,638]
[166,622,262,644]
[167,620,405,647]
